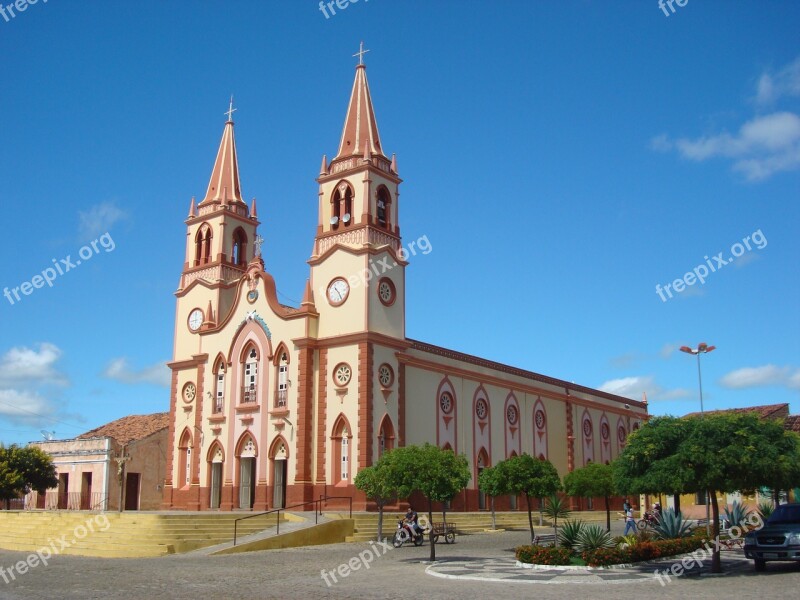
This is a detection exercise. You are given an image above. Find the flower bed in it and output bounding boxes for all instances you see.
[581,536,708,567]
[515,545,573,566]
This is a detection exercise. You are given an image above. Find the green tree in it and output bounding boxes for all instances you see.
[0,445,58,509]
[564,462,615,531]
[494,454,561,543]
[616,413,800,573]
[381,444,470,561]
[542,494,571,539]
[478,466,503,530]
[354,462,405,542]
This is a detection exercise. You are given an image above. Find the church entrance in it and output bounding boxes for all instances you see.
[124,473,140,510]
[272,459,286,509]
[210,462,222,509]
[239,458,256,509]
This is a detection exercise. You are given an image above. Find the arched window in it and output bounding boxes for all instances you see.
[331,191,341,229]
[377,415,395,457]
[376,187,391,229]
[232,228,247,266]
[275,351,289,408]
[194,225,213,266]
[178,429,192,488]
[242,346,259,404]
[332,415,352,485]
[213,359,226,414]
[343,188,353,227]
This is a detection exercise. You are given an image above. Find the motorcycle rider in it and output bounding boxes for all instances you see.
[404,506,420,539]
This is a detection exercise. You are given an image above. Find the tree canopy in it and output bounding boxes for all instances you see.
[0,445,58,508]
[563,461,615,531]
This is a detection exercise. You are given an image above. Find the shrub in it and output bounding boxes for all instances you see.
[558,519,586,549]
[575,524,615,553]
[757,500,774,520]
[582,535,707,567]
[515,544,574,566]
[723,500,753,529]
[581,547,626,567]
[653,508,693,540]
[617,533,639,548]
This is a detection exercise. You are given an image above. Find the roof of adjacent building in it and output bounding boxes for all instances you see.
[784,415,800,433]
[77,412,170,446]
[684,403,790,420]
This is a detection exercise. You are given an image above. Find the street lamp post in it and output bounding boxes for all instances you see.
[680,343,716,536]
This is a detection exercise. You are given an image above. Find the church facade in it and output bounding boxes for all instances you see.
[162,55,647,512]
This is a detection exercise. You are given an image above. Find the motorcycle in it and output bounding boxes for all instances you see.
[392,519,425,548]
[637,510,660,530]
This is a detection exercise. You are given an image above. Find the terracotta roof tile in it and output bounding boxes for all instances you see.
[684,403,789,420]
[784,415,800,433]
[77,412,169,446]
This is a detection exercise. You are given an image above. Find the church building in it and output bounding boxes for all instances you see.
[162,50,648,512]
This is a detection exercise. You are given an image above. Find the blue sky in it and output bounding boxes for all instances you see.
[0,1,798,444]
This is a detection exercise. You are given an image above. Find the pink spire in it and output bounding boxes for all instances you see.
[390,153,397,174]
[301,278,315,307]
[333,49,385,162]
[250,197,258,218]
[319,154,328,175]
[188,196,197,218]
[200,101,244,205]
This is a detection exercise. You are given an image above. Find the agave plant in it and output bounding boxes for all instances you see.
[653,508,693,539]
[723,500,754,529]
[617,533,639,548]
[575,524,615,553]
[758,501,774,520]
[558,519,586,549]
[543,494,572,539]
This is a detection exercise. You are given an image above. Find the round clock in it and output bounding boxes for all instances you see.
[377,278,396,306]
[377,363,394,388]
[188,309,204,332]
[327,278,350,306]
[182,382,196,403]
[333,363,352,387]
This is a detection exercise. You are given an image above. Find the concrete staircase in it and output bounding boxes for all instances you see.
[0,511,289,558]
[335,510,610,542]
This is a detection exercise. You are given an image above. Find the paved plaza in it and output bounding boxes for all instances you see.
[0,529,798,599]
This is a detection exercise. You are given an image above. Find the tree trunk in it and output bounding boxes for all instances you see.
[773,489,780,506]
[674,494,681,514]
[377,504,384,542]
[526,494,535,544]
[490,496,496,530]
[710,489,721,573]
[428,498,436,562]
[604,496,611,532]
[538,497,543,526]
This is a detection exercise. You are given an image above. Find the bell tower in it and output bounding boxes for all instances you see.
[309,45,405,340]
[177,99,260,331]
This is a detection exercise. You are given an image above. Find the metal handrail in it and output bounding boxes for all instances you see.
[233,495,353,546]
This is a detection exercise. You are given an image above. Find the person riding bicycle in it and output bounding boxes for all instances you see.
[405,507,420,539]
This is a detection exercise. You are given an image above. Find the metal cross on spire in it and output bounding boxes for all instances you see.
[353,41,370,65]
[254,234,265,257]
[225,95,237,122]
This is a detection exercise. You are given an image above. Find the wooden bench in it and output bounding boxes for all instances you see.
[533,533,557,546]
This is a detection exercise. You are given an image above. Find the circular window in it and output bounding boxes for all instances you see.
[377,277,396,306]
[601,422,610,440]
[506,405,518,425]
[378,363,394,388]
[333,363,352,387]
[583,420,593,437]
[475,398,488,419]
[439,392,454,415]
[535,409,546,429]
[618,426,627,443]
[182,382,196,404]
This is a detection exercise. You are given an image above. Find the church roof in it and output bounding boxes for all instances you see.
[785,415,800,433]
[201,99,244,205]
[77,412,170,446]
[333,57,385,163]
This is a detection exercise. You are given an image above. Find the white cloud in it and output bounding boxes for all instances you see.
[660,343,679,359]
[599,375,688,402]
[0,389,57,424]
[719,364,800,390]
[0,343,68,387]
[102,358,170,387]
[78,201,127,240]
[755,57,800,106]
[654,112,800,181]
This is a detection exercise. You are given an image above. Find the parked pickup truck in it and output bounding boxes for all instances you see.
[744,503,800,571]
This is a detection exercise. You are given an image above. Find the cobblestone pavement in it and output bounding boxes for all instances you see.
[0,530,798,599]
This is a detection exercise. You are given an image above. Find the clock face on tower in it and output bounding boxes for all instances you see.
[188,309,204,332]
[327,278,350,306]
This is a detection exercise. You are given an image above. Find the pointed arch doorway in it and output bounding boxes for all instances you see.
[270,438,288,509]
